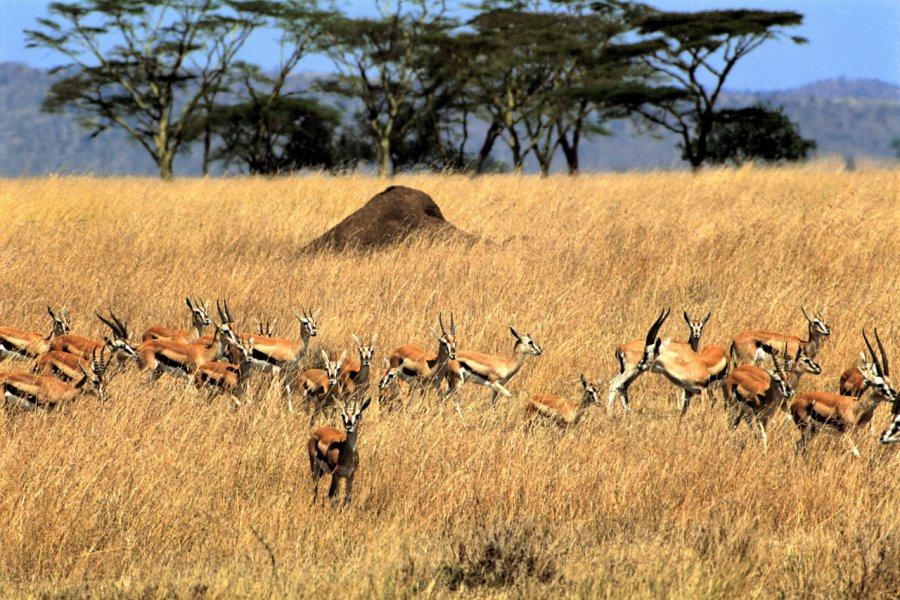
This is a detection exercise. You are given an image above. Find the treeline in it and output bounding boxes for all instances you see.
[26,1,816,179]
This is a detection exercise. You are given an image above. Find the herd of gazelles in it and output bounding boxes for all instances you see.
[0,301,898,504]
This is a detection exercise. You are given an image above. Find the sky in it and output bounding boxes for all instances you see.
[1,0,898,91]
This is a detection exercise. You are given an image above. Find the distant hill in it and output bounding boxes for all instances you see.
[0,62,897,176]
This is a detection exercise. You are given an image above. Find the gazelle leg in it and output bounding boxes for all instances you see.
[679,392,694,418]
[757,417,769,451]
[345,474,354,505]
[845,435,861,457]
[328,475,340,507]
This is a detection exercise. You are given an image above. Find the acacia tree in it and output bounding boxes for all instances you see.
[705,105,816,166]
[320,1,455,176]
[26,0,266,179]
[614,4,806,170]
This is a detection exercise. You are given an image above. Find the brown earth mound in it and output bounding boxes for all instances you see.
[303,185,477,252]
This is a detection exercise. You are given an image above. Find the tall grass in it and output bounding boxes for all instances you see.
[0,168,898,598]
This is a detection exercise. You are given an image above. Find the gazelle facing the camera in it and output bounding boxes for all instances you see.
[297,350,346,420]
[1,348,109,411]
[526,374,600,427]
[789,330,897,456]
[141,298,211,344]
[0,306,71,360]
[193,336,255,402]
[338,333,377,402]
[308,396,372,506]
[730,307,831,367]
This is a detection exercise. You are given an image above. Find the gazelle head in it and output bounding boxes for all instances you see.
[339,396,372,436]
[682,310,711,349]
[47,306,72,336]
[580,373,601,407]
[293,308,320,339]
[860,329,897,403]
[78,348,110,401]
[881,402,900,444]
[255,318,277,337]
[233,336,254,363]
[509,325,542,356]
[764,344,794,400]
[430,313,457,360]
[186,297,212,329]
[801,307,831,337]
[351,333,377,367]
[791,345,822,376]
[215,299,242,347]
[96,309,137,358]
[323,349,346,388]
[637,308,671,372]
[379,359,402,390]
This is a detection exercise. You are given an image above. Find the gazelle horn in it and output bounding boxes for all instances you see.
[863,329,883,378]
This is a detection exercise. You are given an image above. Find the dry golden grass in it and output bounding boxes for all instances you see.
[0,167,898,598]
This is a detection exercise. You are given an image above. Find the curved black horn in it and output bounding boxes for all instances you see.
[439,313,447,337]
[109,309,129,340]
[450,313,456,337]
[644,308,670,346]
[801,307,812,323]
[862,329,883,378]
[223,298,234,324]
[96,310,117,335]
[875,328,889,377]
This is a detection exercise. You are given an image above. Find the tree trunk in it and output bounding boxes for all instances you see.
[475,121,501,173]
[157,150,175,180]
[377,136,391,177]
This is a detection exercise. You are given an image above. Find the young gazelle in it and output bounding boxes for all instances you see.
[193,336,255,404]
[723,345,795,450]
[308,396,372,506]
[446,326,543,409]
[1,349,109,411]
[389,314,457,394]
[607,310,725,413]
[525,374,600,427]
[0,306,71,360]
[790,330,897,456]
[244,308,319,400]
[141,298,211,343]
[338,334,377,402]
[297,350,346,419]
[635,309,718,417]
[730,307,831,367]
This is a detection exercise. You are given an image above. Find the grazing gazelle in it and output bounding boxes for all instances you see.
[789,330,897,456]
[389,314,457,393]
[308,396,372,506]
[141,298,211,343]
[193,336,255,401]
[607,310,725,413]
[0,306,72,360]
[297,350,346,419]
[446,326,543,409]
[1,348,109,411]
[377,359,409,407]
[338,334,377,402]
[723,345,795,450]
[525,374,600,427]
[634,309,719,417]
[244,307,319,400]
[730,307,831,367]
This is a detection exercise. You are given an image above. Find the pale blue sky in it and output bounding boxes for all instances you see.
[1,0,897,91]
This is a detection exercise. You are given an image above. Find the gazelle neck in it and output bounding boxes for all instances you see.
[192,321,207,340]
[688,333,701,353]
[345,426,360,452]
[299,329,312,355]
[804,324,824,357]
[854,387,884,426]
[506,342,530,379]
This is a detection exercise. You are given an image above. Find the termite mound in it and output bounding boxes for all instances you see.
[302,185,478,252]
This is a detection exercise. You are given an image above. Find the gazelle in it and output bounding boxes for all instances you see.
[297,350,346,419]
[723,345,795,450]
[255,318,278,337]
[607,310,725,413]
[789,330,897,456]
[525,374,600,427]
[1,349,109,411]
[49,310,137,367]
[244,307,319,399]
[193,336,254,401]
[338,333,377,402]
[388,314,457,393]
[881,397,899,444]
[0,306,71,360]
[141,298,211,343]
[136,302,234,380]
[446,326,543,408]
[377,359,409,408]
[634,309,718,417]
[838,353,872,398]
[730,307,831,367]
[308,396,372,506]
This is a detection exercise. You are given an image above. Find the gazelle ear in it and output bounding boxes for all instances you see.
[580,373,588,387]
[359,397,372,413]
[339,350,348,363]
[509,325,522,340]
[430,327,442,341]
[383,358,390,368]
[683,311,691,325]
[370,333,378,346]
[321,349,329,362]
[185,297,193,310]
[351,333,362,347]
[702,312,711,325]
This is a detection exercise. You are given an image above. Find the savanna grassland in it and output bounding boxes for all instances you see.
[0,168,898,599]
